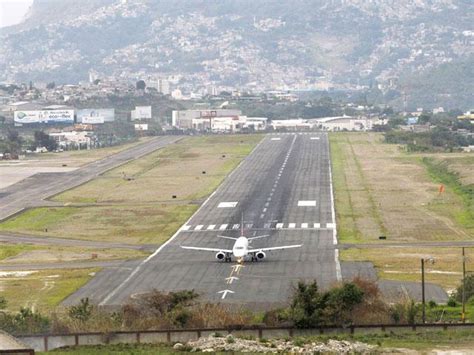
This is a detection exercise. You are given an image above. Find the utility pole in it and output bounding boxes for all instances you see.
[462,247,466,323]
[421,258,426,324]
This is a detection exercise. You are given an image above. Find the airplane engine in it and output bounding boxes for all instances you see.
[256,251,266,260]
[215,251,226,261]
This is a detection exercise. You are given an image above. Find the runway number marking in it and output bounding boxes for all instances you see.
[298,200,317,207]
[218,202,238,208]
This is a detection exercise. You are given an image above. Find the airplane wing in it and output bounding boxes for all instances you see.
[217,236,238,241]
[248,244,302,253]
[248,235,269,241]
[180,246,233,253]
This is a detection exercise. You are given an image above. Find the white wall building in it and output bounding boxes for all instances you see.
[270,119,312,130]
[172,109,242,129]
[309,116,382,131]
[49,131,92,149]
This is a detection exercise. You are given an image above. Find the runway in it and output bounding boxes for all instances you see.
[0,136,181,221]
[64,132,342,308]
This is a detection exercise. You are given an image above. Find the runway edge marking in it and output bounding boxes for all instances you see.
[98,134,268,306]
[327,133,342,282]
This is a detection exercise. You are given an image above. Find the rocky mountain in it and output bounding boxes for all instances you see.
[0,0,472,109]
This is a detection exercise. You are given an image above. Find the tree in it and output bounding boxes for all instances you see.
[136,80,146,90]
[33,131,58,151]
[46,82,56,89]
[455,275,474,302]
[418,114,431,124]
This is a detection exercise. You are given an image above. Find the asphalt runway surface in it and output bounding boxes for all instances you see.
[0,136,181,221]
[64,132,343,309]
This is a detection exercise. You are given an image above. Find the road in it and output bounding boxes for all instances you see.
[64,132,343,309]
[0,136,181,221]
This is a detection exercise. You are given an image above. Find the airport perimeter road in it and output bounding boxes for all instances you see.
[64,132,342,309]
[0,136,181,221]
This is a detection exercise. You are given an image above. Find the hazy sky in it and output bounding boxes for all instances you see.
[0,0,33,28]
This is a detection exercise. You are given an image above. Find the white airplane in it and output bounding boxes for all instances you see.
[180,227,302,264]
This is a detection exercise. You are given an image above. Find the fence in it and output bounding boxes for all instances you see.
[18,323,474,352]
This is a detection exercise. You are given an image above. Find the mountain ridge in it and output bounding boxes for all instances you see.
[0,0,472,109]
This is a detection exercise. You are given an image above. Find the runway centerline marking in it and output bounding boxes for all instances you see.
[218,201,238,208]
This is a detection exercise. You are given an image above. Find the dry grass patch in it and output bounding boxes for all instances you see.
[330,132,473,243]
[0,268,97,312]
[29,138,151,168]
[341,247,470,291]
[54,135,262,203]
[0,243,147,264]
[0,205,196,244]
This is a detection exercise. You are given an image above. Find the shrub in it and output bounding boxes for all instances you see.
[68,298,93,322]
[0,308,50,335]
[0,296,7,310]
[455,275,474,303]
[447,297,457,307]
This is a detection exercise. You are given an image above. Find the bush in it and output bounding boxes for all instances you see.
[447,297,457,307]
[289,280,365,328]
[68,298,93,322]
[0,296,7,310]
[455,275,474,303]
[0,308,50,335]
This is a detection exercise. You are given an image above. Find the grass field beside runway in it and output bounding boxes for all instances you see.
[341,246,469,290]
[331,132,473,290]
[0,242,147,264]
[0,135,262,244]
[330,132,473,243]
[0,268,97,311]
[32,137,152,168]
[0,205,197,244]
[53,134,261,203]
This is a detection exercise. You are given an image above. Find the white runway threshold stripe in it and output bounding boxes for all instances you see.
[271,137,281,141]
[298,200,317,207]
[218,201,238,208]
[310,137,320,140]
[180,222,336,231]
